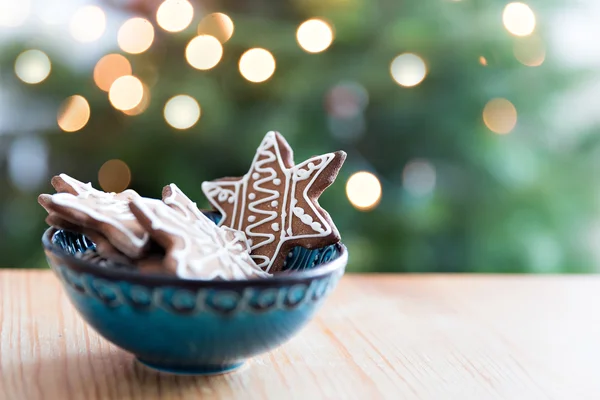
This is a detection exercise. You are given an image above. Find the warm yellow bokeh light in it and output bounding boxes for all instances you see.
[0,0,30,27]
[479,56,488,66]
[185,35,223,70]
[122,84,150,116]
[239,48,276,83]
[14,50,51,84]
[164,95,201,130]
[197,12,234,43]
[109,75,144,111]
[346,171,382,211]
[503,2,536,37]
[118,17,155,54]
[296,19,334,53]
[57,95,90,133]
[69,5,106,43]
[483,98,517,134]
[513,35,545,67]
[156,0,194,33]
[390,53,427,87]
[98,159,131,193]
[93,54,132,92]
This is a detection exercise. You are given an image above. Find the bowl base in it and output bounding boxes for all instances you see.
[136,358,245,376]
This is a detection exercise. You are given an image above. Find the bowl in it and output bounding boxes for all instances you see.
[42,222,347,376]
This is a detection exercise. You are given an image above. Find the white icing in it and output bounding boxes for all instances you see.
[51,180,149,251]
[201,131,338,272]
[248,215,256,222]
[137,193,268,280]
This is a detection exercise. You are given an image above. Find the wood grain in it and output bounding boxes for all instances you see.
[1,271,600,399]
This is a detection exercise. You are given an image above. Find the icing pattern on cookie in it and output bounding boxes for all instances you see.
[201,131,346,272]
[130,197,270,280]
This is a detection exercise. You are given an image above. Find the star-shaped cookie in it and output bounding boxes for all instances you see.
[38,175,149,258]
[129,195,270,280]
[201,131,346,272]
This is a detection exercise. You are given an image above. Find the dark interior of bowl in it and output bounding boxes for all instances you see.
[51,211,341,274]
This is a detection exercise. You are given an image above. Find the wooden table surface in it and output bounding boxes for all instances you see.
[1,271,599,400]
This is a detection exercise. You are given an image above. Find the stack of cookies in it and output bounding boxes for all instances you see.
[39,131,346,280]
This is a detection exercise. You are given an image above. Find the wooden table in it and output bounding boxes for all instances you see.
[1,271,599,399]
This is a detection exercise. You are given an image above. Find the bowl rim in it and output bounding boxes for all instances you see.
[42,227,348,288]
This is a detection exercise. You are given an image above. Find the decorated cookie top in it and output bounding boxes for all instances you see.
[201,131,346,272]
[39,174,149,258]
[129,194,270,280]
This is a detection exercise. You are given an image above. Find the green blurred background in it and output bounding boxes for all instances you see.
[0,0,597,273]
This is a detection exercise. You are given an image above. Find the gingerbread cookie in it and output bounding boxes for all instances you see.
[44,210,133,265]
[37,180,150,258]
[201,131,346,272]
[129,197,270,280]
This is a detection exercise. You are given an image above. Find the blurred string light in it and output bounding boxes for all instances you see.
[69,5,106,43]
[109,75,144,111]
[93,54,132,92]
[98,159,131,193]
[164,95,201,129]
[390,53,427,87]
[156,0,194,33]
[483,98,517,134]
[296,19,334,53]
[402,159,436,197]
[118,17,154,54]
[8,136,48,192]
[513,35,545,67]
[0,0,30,27]
[239,48,276,83]
[197,12,234,43]
[185,35,223,70]
[346,171,382,211]
[57,95,90,132]
[14,50,51,84]
[122,84,150,116]
[326,82,369,119]
[502,2,536,37]
[479,56,488,66]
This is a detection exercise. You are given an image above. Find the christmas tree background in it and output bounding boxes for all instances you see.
[0,0,597,273]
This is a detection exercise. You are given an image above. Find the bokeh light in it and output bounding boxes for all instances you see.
[513,35,545,67]
[326,82,369,119]
[390,53,427,87]
[14,50,51,84]
[185,35,223,70]
[296,19,334,53]
[156,0,194,33]
[197,13,234,43]
[403,160,436,197]
[93,54,132,92]
[346,171,382,211]
[57,95,90,133]
[502,2,536,37]
[164,95,201,129]
[239,48,276,83]
[8,136,48,192]
[109,76,144,111]
[483,98,517,134]
[479,56,488,66]
[118,17,154,54]
[98,159,131,193]
[69,5,106,43]
[122,84,150,116]
[0,0,30,27]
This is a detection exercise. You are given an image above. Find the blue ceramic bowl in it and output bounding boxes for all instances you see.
[42,220,347,376]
